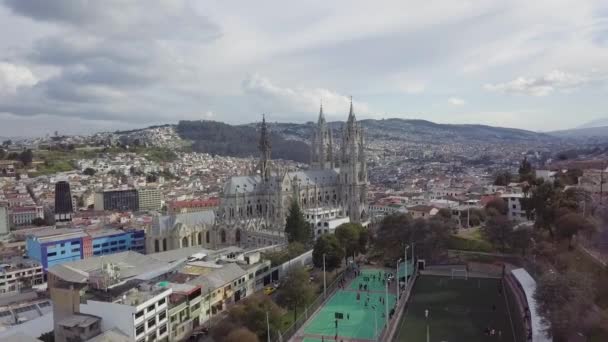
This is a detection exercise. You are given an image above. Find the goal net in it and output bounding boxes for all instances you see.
[451,268,468,280]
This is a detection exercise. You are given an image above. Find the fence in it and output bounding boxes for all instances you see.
[274,269,346,342]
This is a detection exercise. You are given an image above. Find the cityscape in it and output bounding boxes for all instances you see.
[0,1,607,342]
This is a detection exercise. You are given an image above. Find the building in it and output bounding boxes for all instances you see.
[0,259,44,295]
[26,228,146,271]
[167,198,220,215]
[94,189,139,212]
[147,211,215,254]
[55,313,102,342]
[0,160,16,177]
[304,207,350,238]
[47,247,271,342]
[54,181,73,223]
[408,205,439,219]
[138,188,162,211]
[9,206,44,227]
[0,205,9,235]
[150,102,369,251]
[501,193,529,222]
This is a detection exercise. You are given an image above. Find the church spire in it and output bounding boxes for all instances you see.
[258,114,272,182]
[348,96,355,123]
[318,100,326,124]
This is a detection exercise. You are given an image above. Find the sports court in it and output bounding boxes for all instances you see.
[394,275,517,342]
[302,268,397,341]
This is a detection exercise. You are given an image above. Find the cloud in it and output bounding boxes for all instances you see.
[484,70,590,96]
[0,62,38,96]
[448,97,466,106]
[242,73,371,120]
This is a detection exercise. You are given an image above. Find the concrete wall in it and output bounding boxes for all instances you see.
[80,301,135,340]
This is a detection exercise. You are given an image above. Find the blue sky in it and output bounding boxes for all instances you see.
[0,0,607,136]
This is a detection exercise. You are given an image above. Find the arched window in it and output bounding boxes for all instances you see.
[220,230,226,243]
[198,232,202,245]
[235,229,241,243]
[162,238,167,251]
[205,231,210,244]
[154,240,160,253]
[182,237,189,248]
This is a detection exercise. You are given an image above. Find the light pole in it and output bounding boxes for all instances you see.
[372,305,378,342]
[404,245,410,286]
[396,258,401,300]
[266,311,270,342]
[323,253,327,298]
[385,279,389,327]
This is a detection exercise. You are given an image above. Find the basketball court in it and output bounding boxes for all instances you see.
[393,274,518,342]
[299,268,398,341]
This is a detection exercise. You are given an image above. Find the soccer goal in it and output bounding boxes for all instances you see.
[451,268,468,280]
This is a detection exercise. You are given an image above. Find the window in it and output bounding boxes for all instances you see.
[93,244,100,248]
[119,240,126,244]
[101,242,109,247]
[158,298,166,306]
[136,324,144,336]
[147,304,155,312]
[110,241,118,245]
[147,317,156,328]
[72,248,80,253]
[135,310,144,319]
[159,324,167,335]
[158,311,166,321]
[192,303,200,311]
[47,252,57,257]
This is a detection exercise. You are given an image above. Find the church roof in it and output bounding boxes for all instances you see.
[287,169,339,187]
[151,210,215,236]
[222,175,265,195]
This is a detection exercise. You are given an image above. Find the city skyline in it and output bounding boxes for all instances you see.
[0,0,607,136]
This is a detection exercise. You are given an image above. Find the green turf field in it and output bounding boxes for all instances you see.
[394,275,517,342]
[303,269,397,340]
[349,268,396,292]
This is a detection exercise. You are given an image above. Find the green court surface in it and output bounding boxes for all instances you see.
[394,275,518,342]
[304,290,397,340]
[349,269,394,292]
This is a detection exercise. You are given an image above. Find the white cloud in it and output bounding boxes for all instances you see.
[484,70,590,96]
[242,73,371,120]
[0,62,38,96]
[448,97,466,106]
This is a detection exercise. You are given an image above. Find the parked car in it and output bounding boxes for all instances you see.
[264,286,276,295]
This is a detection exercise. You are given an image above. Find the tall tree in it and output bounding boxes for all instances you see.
[19,149,33,166]
[485,198,508,216]
[335,223,363,262]
[510,227,532,255]
[555,212,595,249]
[494,171,512,186]
[83,167,96,176]
[535,271,595,341]
[482,209,514,252]
[229,296,282,341]
[284,200,311,245]
[312,234,344,272]
[276,265,315,322]
[519,156,534,183]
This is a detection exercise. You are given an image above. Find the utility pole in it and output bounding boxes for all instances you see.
[266,311,271,342]
[323,253,327,298]
[396,259,400,300]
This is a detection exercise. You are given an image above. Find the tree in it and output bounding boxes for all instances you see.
[276,265,315,322]
[535,270,595,341]
[0,148,5,159]
[229,296,282,341]
[555,212,595,249]
[146,173,158,183]
[485,198,508,216]
[19,149,33,166]
[31,217,47,226]
[335,223,363,262]
[284,200,311,245]
[519,156,534,183]
[312,234,344,272]
[522,180,558,236]
[482,210,514,252]
[83,167,96,176]
[225,328,259,342]
[510,227,532,255]
[494,171,512,186]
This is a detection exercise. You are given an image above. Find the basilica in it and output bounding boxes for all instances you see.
[147,100,369,253]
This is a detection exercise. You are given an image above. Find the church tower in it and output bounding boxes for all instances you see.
[340,98,368,222]
[311,102,335,170]
[258,115,272,182]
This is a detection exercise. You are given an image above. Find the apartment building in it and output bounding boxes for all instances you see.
[0,259,44,295]
[9,206,44,227]
[0,205,9,235]
[94,189,139,211]
[137,188,162,211]
[500,193,530,222]
[304,207,350,239]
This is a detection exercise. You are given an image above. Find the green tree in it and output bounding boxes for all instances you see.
[485,198,508,216]
[335,223,363,262]
[31,217,47,226]
[482,209,514,252]
[19,149,33,166]
[0,148,5,159]
[494,171,512,186]
[555,212,595,249]
[284,200,311,245]
[510,226,532,255]
[535,270,595,341]
[518,156,534,183]
[225,328,259,342]
[229,296,282,341]
[83,167,96,176]
[276,265,315,322]
[312,234,344,272]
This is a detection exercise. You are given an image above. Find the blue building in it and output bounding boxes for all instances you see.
[26,227,146,271]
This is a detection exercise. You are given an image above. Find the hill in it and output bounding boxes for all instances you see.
[548,126,608,139]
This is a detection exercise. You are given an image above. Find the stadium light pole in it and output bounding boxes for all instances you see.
[323,253,327,298]
[266,311,270,342]
[385,279,389,327]
[396,258,401,300]
[404,245,410,286]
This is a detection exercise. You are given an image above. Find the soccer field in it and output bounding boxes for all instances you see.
[394,275,518,342]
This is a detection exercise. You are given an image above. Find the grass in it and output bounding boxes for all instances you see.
[394,275,519,342]
[448,235,495,253]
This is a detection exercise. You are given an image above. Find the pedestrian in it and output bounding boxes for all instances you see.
[347,313,350,320]
[498,330,502,338]
[424,309,429,319]
[321,337,324,342]
[335,319,338,328]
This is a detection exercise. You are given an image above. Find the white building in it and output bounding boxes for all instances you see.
[81,284,171,342]
[304,207,350,238]
[0,205,9,235]
[0,260,44,295]
[9,206,44,227]
[501,193,529,222]
[138,188,162,211]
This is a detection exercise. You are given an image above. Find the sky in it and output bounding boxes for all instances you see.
[0,0,607,137]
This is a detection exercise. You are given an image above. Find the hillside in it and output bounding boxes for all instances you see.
[549,126,608,139]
